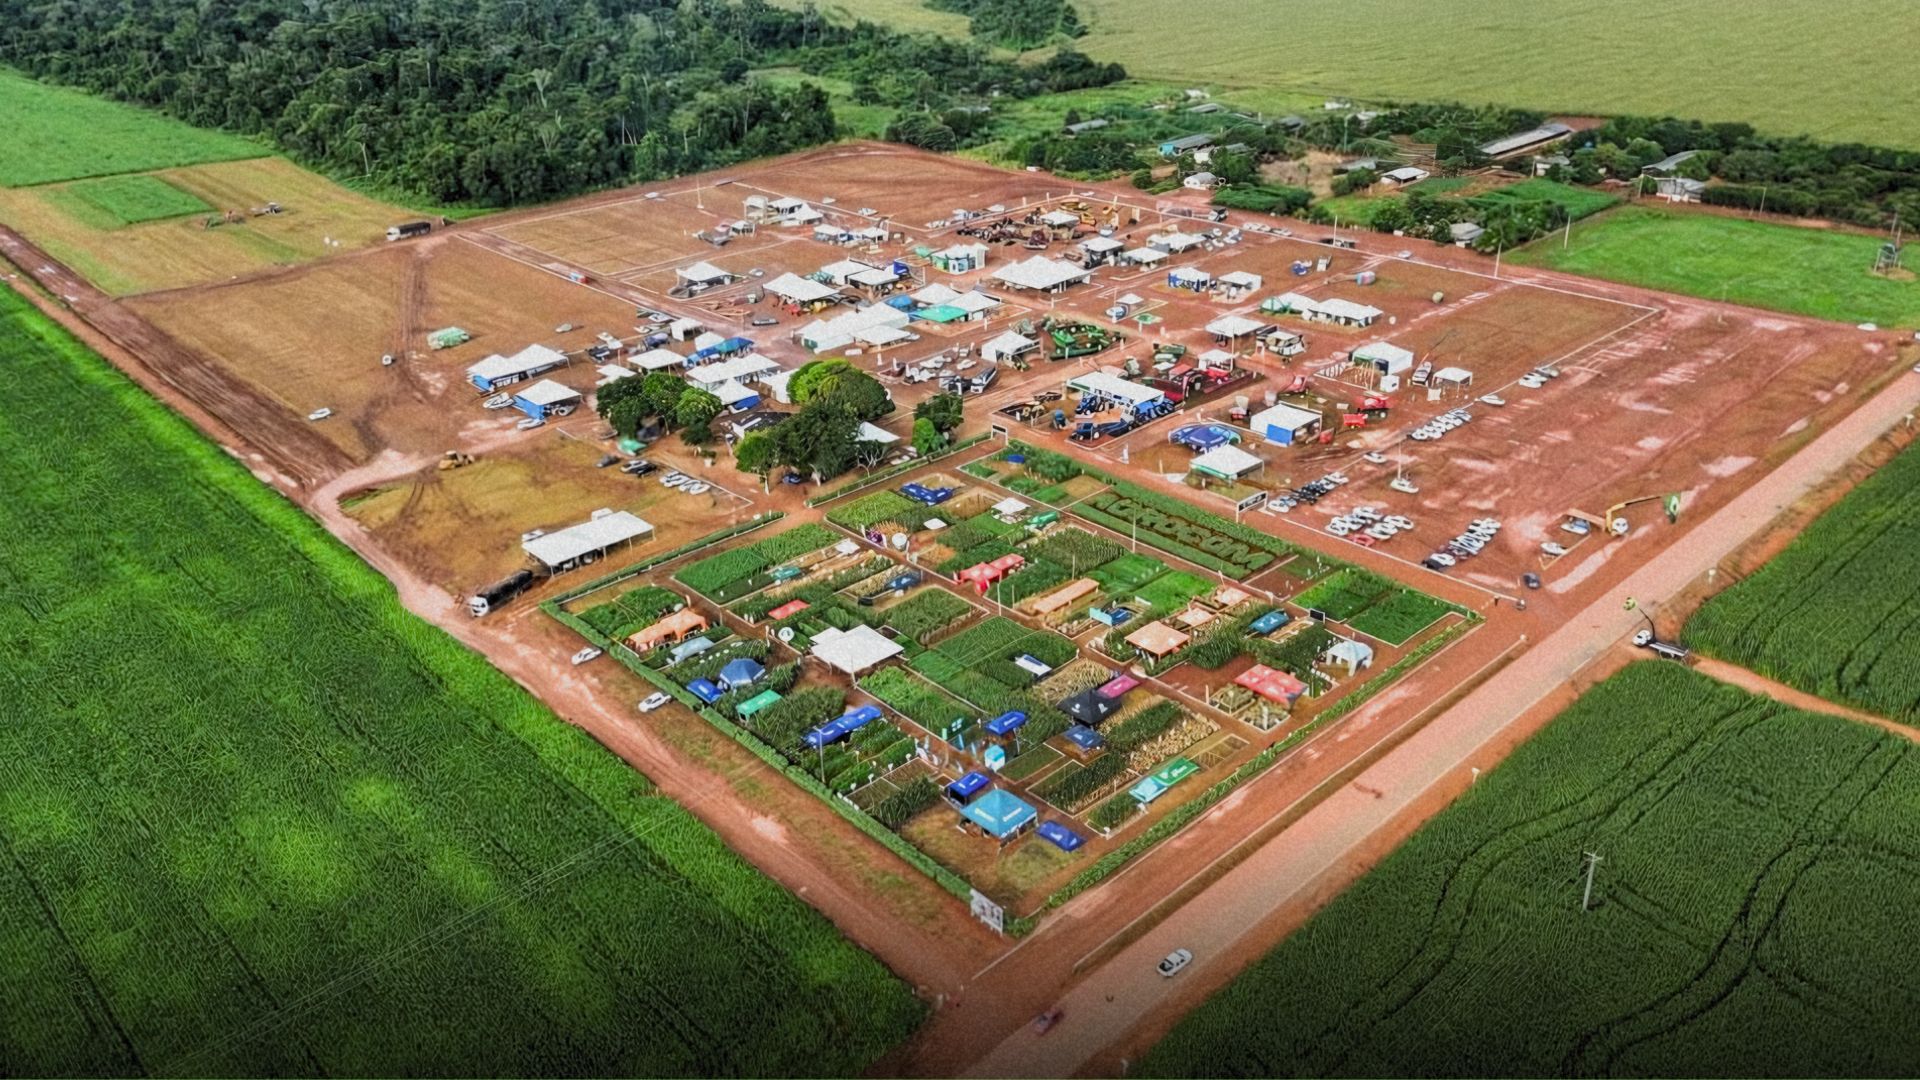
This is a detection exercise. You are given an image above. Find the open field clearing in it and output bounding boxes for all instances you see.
[1509,205,1920,327]
[1141,662,1920,1077]
[1685,441,1920,723]
[809,0,1920,150]
[0,156,424,295]
[0,284,919,1076]
[0,68,266,186]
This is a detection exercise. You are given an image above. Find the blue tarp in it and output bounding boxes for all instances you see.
[669,636,714,663]
[1064,725,1105,752]
[718,658,764,689]
[947,770,991,803]
[886,294,916,310]
[1037,821,1085,852]
[1251,610,1292,634]
[960,789,1037,841]
[840,705,882,730]
[984,710,1028,737]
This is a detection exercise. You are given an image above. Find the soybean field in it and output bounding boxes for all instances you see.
[1685,440,1920,723]
[1141,663,1920,1077]
[0,68,264,186]
[0,283,920,1076]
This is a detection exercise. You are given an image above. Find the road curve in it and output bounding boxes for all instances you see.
[966,366,1920,1079]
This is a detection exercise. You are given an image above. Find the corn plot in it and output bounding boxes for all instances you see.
[1685,441,1920,723]
[0,289,919,1077]
[1141,663,1920,1077]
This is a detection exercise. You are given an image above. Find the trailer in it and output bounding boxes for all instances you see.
[386,220,432,241]
[468,569,535,617]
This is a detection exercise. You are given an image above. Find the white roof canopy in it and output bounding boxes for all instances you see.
[1150,231,1206,251]
[523,510,653,568]
[1191,444,1264,477]
[631,347,686,371]
[981,330,1038,359]
[1081,236,1124,252]
[992,255,1090,292]
[1169,266,1212,284]
[913,282,962,305]
[712,381,758,405]
[1069,371,1163,407]
[948,291,1001,314]
[1315,298,1383,322]
[1123,247,1168,264]
[992,497,1029,516]
[467,343,566,383]
[820,258,878,281]
[1218,271,1263,289]
[809,624,904,675]
[1040,209,1082,227]
[856,421,899,444]
[1207,314,1266,338]
[1250,401,1322,433]
[765,272,841,304]
[849,267,900,288]
[687,352,779,387]
[677,260,732,283]
[514,378,582,406]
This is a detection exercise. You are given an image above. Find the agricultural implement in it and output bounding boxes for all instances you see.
[1043,318,1124,360]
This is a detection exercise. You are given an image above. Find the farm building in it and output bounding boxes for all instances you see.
[676,261,734,287]
[1235,664,1307,706]
[1449,222,1486,247]
[687,352,779,391]
[1302,297,1383,328]
[1182,172,1219,191]
[1218,270,1263,292]
[981,330,1040,363]
[819,258,885,286]
[631,347,687,371]
[626,608,709,653]
[1323,638,1375,674]
[1478,122,1573,160]
[1122,246,1170,267]
[797,305,912,352]
[1353,341,1415,376]
[1249,401,1323,446]
[809,624,904,676]
[467,343,567,392]
[764,272,842,308]
[1206,314,1267,342]
[1641,150,1703,176]
[1079,235,1126,266]
[931,242,989,273]
[1193,142,1250,166]
[1168,266,1214,291]
[1159,133,1214,157]
[992,255,1091,294]
[712,381,761,411]
[525,509,654,574]
[958,554,1026,594]
[1067,371,1167,416]
[1263,329,1306,356]
[1149,231,1207,254]
[1189,444,1264,480]
[1032,578,1100,615]
[1381,166,1430,185]
[511,378,583,419]
[959,789,1037,845]
[1125,621,1192,660]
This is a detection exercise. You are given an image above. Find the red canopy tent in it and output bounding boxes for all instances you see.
[1234,664,1307,706]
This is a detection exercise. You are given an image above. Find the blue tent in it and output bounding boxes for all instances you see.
[718,657,765,690]
[960,789,1037,842]
[946,771,991,804]
[984,710,1028,737]
[885,294,916,310]
[1037,821,1085,852]
[687,678,723,704]
[1064,725,1105,753]
[716,335,753,355]
[1250,610,1292,635]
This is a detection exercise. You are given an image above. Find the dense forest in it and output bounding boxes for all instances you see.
[926,0,1084,51]
[0,0,1120,206]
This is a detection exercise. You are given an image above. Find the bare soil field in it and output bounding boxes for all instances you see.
[0,157,415,296]
[720,143,1070,231]
[489,188,784,277]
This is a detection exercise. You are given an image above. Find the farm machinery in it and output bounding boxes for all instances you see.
[1043,317,1124,360]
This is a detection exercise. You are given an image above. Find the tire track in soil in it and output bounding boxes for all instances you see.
[0,226,354,490]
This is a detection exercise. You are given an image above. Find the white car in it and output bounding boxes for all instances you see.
[1158,948,1194,978]
[1478,394,1506,407]
[1562,518,1592,536]
[1428,551,1457,567]
[1326,471,1349,484]
[1542,542,1569,557]
[1366,524,1397,540]
[638,692,671,713]
[682,482,710,495]
[1632,628,1654,647]
[307,407,333,421]
[1326,521,1352,536]
[570,646,603,666]
[1385,515,1414,530]
[1363,451,1388,465]
[1518,375,1546,389]
[482,393,512,409]
[515,416,545,430]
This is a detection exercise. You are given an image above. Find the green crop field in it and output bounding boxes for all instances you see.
[41,174,212,227]
[1685,441,1920,722]
[1471,178,1620,220]
[0,68,265,186]
[1510,205,1920,326]
[1143,662,1920,1077]
[0,285,919,1076]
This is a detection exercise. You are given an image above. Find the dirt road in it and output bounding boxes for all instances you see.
[1691,655,1918,744]
[951,364,1920,1079]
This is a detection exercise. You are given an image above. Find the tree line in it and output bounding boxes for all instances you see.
[0,0,1119,207]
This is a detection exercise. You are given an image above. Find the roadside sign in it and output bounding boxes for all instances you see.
[1236,490,1268,512]
[1665,493,1682,522]
[970,889,1005,934]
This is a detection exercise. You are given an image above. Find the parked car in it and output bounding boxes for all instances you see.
[750,316,779,327]
[596,454,620,468]
[621,458,658,475]
[781,471,806,485]
[1542,541,1569,557]
[482,393,513,409]
[570,646,602,666]
[1033,1008,1063,1034]
[1363,451,1388,465]
[638,692,671,712]
[1428,552,1457,567]
[307,407,333,421]
[1157,948,1194,977]
[515,416,545,431]
[682,482,710,495]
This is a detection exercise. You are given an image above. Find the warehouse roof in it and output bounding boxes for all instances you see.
[1478,122,1573,158]
[523,510,653,568]
[913,282,961,305]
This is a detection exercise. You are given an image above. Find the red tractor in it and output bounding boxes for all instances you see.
[1357,394,1392,415]
[1342,412,1369,429]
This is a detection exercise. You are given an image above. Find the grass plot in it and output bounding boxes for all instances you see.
[42,174,212,228]
[0,68,264,186]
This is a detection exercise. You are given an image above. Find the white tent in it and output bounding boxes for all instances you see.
[630,347,686,371]
[687,352,779,388]
[1206,314,1266,339]
[1353,342,1414,375]
[981,330,1038,362]
[912,282,963,306]
[856,421,900,444]
[523,510,653,571]
[764,272,841,305]
[1218,270,1263,291]
[1122,247,1168,265]
[1190,444,1264,479]
[676,260,733,284]
[992,255,1090,292]
[810,624,904,675]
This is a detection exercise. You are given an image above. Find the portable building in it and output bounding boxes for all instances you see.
[1248,401,1323,446]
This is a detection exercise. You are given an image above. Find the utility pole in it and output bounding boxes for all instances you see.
[1581,851,1603,911]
